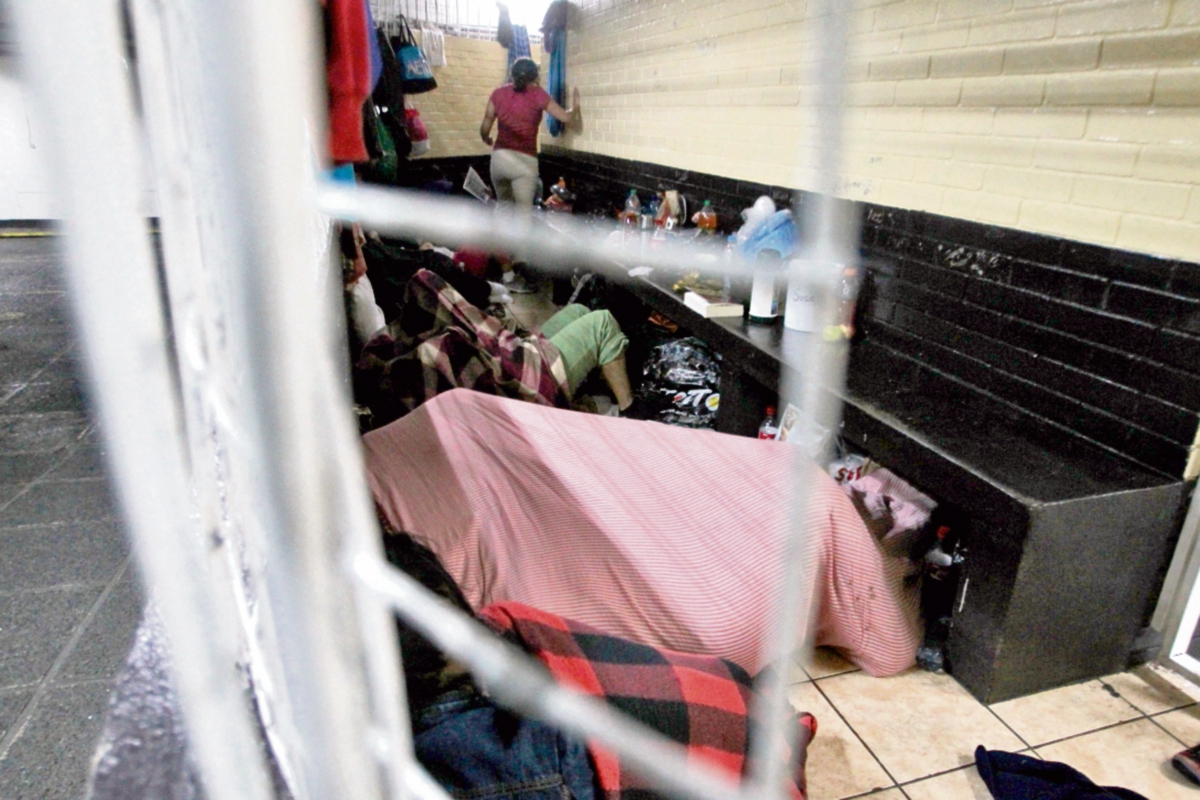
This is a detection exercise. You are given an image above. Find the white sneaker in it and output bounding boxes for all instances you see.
[503,274,536,294]
[487,281,513,305]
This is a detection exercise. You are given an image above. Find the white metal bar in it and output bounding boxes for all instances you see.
[7,2,275,799]
[318,182,761,279]
[163,0,413,796]
[749,4,858,799]
[1158,490,1200,666]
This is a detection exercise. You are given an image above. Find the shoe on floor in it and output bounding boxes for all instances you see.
[618,396,649,420]
[1172,743,1200,786]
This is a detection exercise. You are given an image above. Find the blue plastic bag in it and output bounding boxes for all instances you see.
[738,210,798,260]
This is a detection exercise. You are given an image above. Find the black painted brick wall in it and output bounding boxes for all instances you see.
[441,148,1200,477]
[859,207,1200,477]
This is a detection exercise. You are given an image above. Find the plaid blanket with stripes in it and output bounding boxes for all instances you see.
[355,269,570,426]
[480,602,815,800]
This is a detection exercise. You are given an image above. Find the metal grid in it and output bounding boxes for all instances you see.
[11,0,858,798]
[370,0,543,43]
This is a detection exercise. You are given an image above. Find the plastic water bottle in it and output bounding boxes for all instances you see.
[758,406,779,440]
[624,189,641,218]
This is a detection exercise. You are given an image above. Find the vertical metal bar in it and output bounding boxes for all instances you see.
[8,2,275,800]
[748,2,857,799]
[152,0,410,796]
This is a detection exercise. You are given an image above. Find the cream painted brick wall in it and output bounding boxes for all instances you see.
[409,35,510,159]
[559,0,1200,262]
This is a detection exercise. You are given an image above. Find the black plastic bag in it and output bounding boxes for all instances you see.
[640,337,721,429]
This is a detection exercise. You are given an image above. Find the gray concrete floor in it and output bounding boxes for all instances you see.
[0,235,141,799]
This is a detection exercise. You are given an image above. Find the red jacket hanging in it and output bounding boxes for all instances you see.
[326,0,371,163]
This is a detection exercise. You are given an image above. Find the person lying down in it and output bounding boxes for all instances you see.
[383,531,818,800]
[340,225,641,424]
[353,267,639,428]
[363,388,923,678]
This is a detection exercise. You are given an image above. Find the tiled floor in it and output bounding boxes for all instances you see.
[0,235,141,799]
[791,646,1200,799]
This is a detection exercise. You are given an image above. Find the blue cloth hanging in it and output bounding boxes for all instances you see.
[545,31,566,137]
[506,24,531,79]
[363,0,383,91]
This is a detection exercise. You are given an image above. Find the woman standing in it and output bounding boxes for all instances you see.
[479,57,578,216]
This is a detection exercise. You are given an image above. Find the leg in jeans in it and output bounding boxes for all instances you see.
[547,308,632,407]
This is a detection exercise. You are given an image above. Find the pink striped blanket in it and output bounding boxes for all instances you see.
[364,389,921,676]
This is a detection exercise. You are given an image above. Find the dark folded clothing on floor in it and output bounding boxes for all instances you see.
[975,746,1148,800]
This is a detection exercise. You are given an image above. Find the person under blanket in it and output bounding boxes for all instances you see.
[364,389,922,677]
[382,533,816,800]
[355,270,637,426]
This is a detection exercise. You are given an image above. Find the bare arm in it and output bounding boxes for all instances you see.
[480,100,497,146]
[545,87,580,125]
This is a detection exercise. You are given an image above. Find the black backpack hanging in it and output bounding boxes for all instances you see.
[393,16,437,94]
[373,28,412,161]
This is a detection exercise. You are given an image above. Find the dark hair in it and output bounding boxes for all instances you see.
[511,58,539,92]
[381,531,479,709]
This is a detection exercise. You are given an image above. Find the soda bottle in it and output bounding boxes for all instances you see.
[693,200,718,235]
[758,406,779,440]
[839,265,862,339]
[623,189,641,222]
[916,526,962,672]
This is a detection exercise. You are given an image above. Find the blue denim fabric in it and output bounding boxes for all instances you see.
[414,690,596,800]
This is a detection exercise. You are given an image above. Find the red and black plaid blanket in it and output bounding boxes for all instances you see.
[480,602,816,800]
[355,269,570,426]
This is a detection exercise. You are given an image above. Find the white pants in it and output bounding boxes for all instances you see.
[489,149,539,216]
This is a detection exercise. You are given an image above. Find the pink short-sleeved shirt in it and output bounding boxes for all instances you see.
[489,84,551,157]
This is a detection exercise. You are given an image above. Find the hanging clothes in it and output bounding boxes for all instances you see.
[497,3,513,48]
[325,0,372,163]
[421,25,446,67]
[372,27,412,161]
[364,0,384,90]
[542,0,569,136]
[507,25,531,79]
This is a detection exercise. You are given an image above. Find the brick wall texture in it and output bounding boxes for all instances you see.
[410,34,511,159]
[557,0,1200,263]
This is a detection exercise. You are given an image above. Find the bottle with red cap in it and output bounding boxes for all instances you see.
[758,406,779,440]
[917,525,963,672]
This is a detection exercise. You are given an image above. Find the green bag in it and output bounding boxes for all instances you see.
[363,104,399,185]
